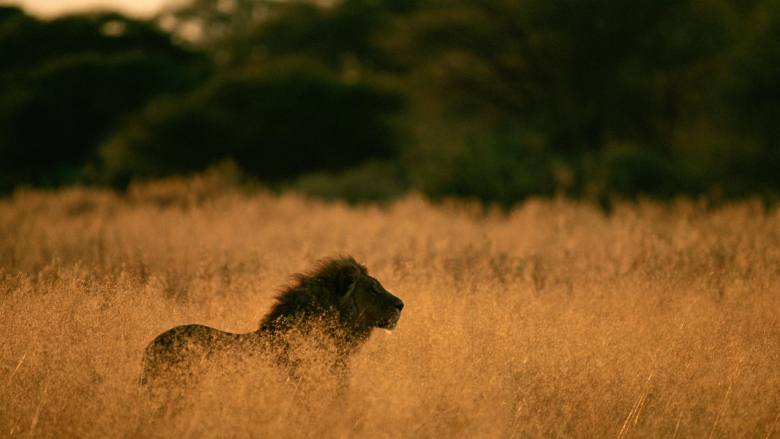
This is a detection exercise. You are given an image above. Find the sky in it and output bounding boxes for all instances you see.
[2,0,181,17]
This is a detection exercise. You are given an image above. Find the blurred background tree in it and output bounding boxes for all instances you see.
[100,58,401,186]
[1,0,779,204]
[0,6,209,190]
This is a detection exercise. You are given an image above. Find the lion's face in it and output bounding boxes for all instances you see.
[349,273,404,330]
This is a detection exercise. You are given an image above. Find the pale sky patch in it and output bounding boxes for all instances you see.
[1,0,184,18]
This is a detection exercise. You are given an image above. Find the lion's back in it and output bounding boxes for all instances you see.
[141,324,243,386]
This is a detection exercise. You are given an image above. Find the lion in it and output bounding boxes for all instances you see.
[140,255,404,393]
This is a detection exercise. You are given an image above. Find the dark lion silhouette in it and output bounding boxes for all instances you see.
[140,255,404,392]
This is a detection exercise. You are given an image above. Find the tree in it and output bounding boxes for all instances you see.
[0,9,208,192]
[101,59,402,186]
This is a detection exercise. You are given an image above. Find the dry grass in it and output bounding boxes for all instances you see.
[1,179,780,438]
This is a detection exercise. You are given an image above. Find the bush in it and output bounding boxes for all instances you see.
[602,144,680,199]
[417,128,558,207]
[292,160,407,203]
[101,59,403,187]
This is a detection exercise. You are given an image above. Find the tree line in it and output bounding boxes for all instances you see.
[1,0,779,205]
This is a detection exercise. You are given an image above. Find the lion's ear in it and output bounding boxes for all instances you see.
[337,265,361,296]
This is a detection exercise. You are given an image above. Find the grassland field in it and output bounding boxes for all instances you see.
[1,175,780,438]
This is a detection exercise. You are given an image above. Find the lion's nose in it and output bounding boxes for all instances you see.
[395,300,404,311]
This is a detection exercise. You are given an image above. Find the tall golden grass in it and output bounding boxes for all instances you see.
[1,177,779,438]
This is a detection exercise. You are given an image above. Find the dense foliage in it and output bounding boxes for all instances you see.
[1,0,779,203]
[0,6,209,190]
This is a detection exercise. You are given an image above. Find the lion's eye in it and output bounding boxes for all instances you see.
[369,286,379,296]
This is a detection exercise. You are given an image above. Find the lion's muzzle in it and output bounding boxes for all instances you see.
[377,299,403,330]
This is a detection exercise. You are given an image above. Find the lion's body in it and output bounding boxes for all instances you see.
[140,255,403,392]
[141,324,261,387]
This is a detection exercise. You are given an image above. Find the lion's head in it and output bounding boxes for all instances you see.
[260,255,404,339]
[336,260,404,331]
